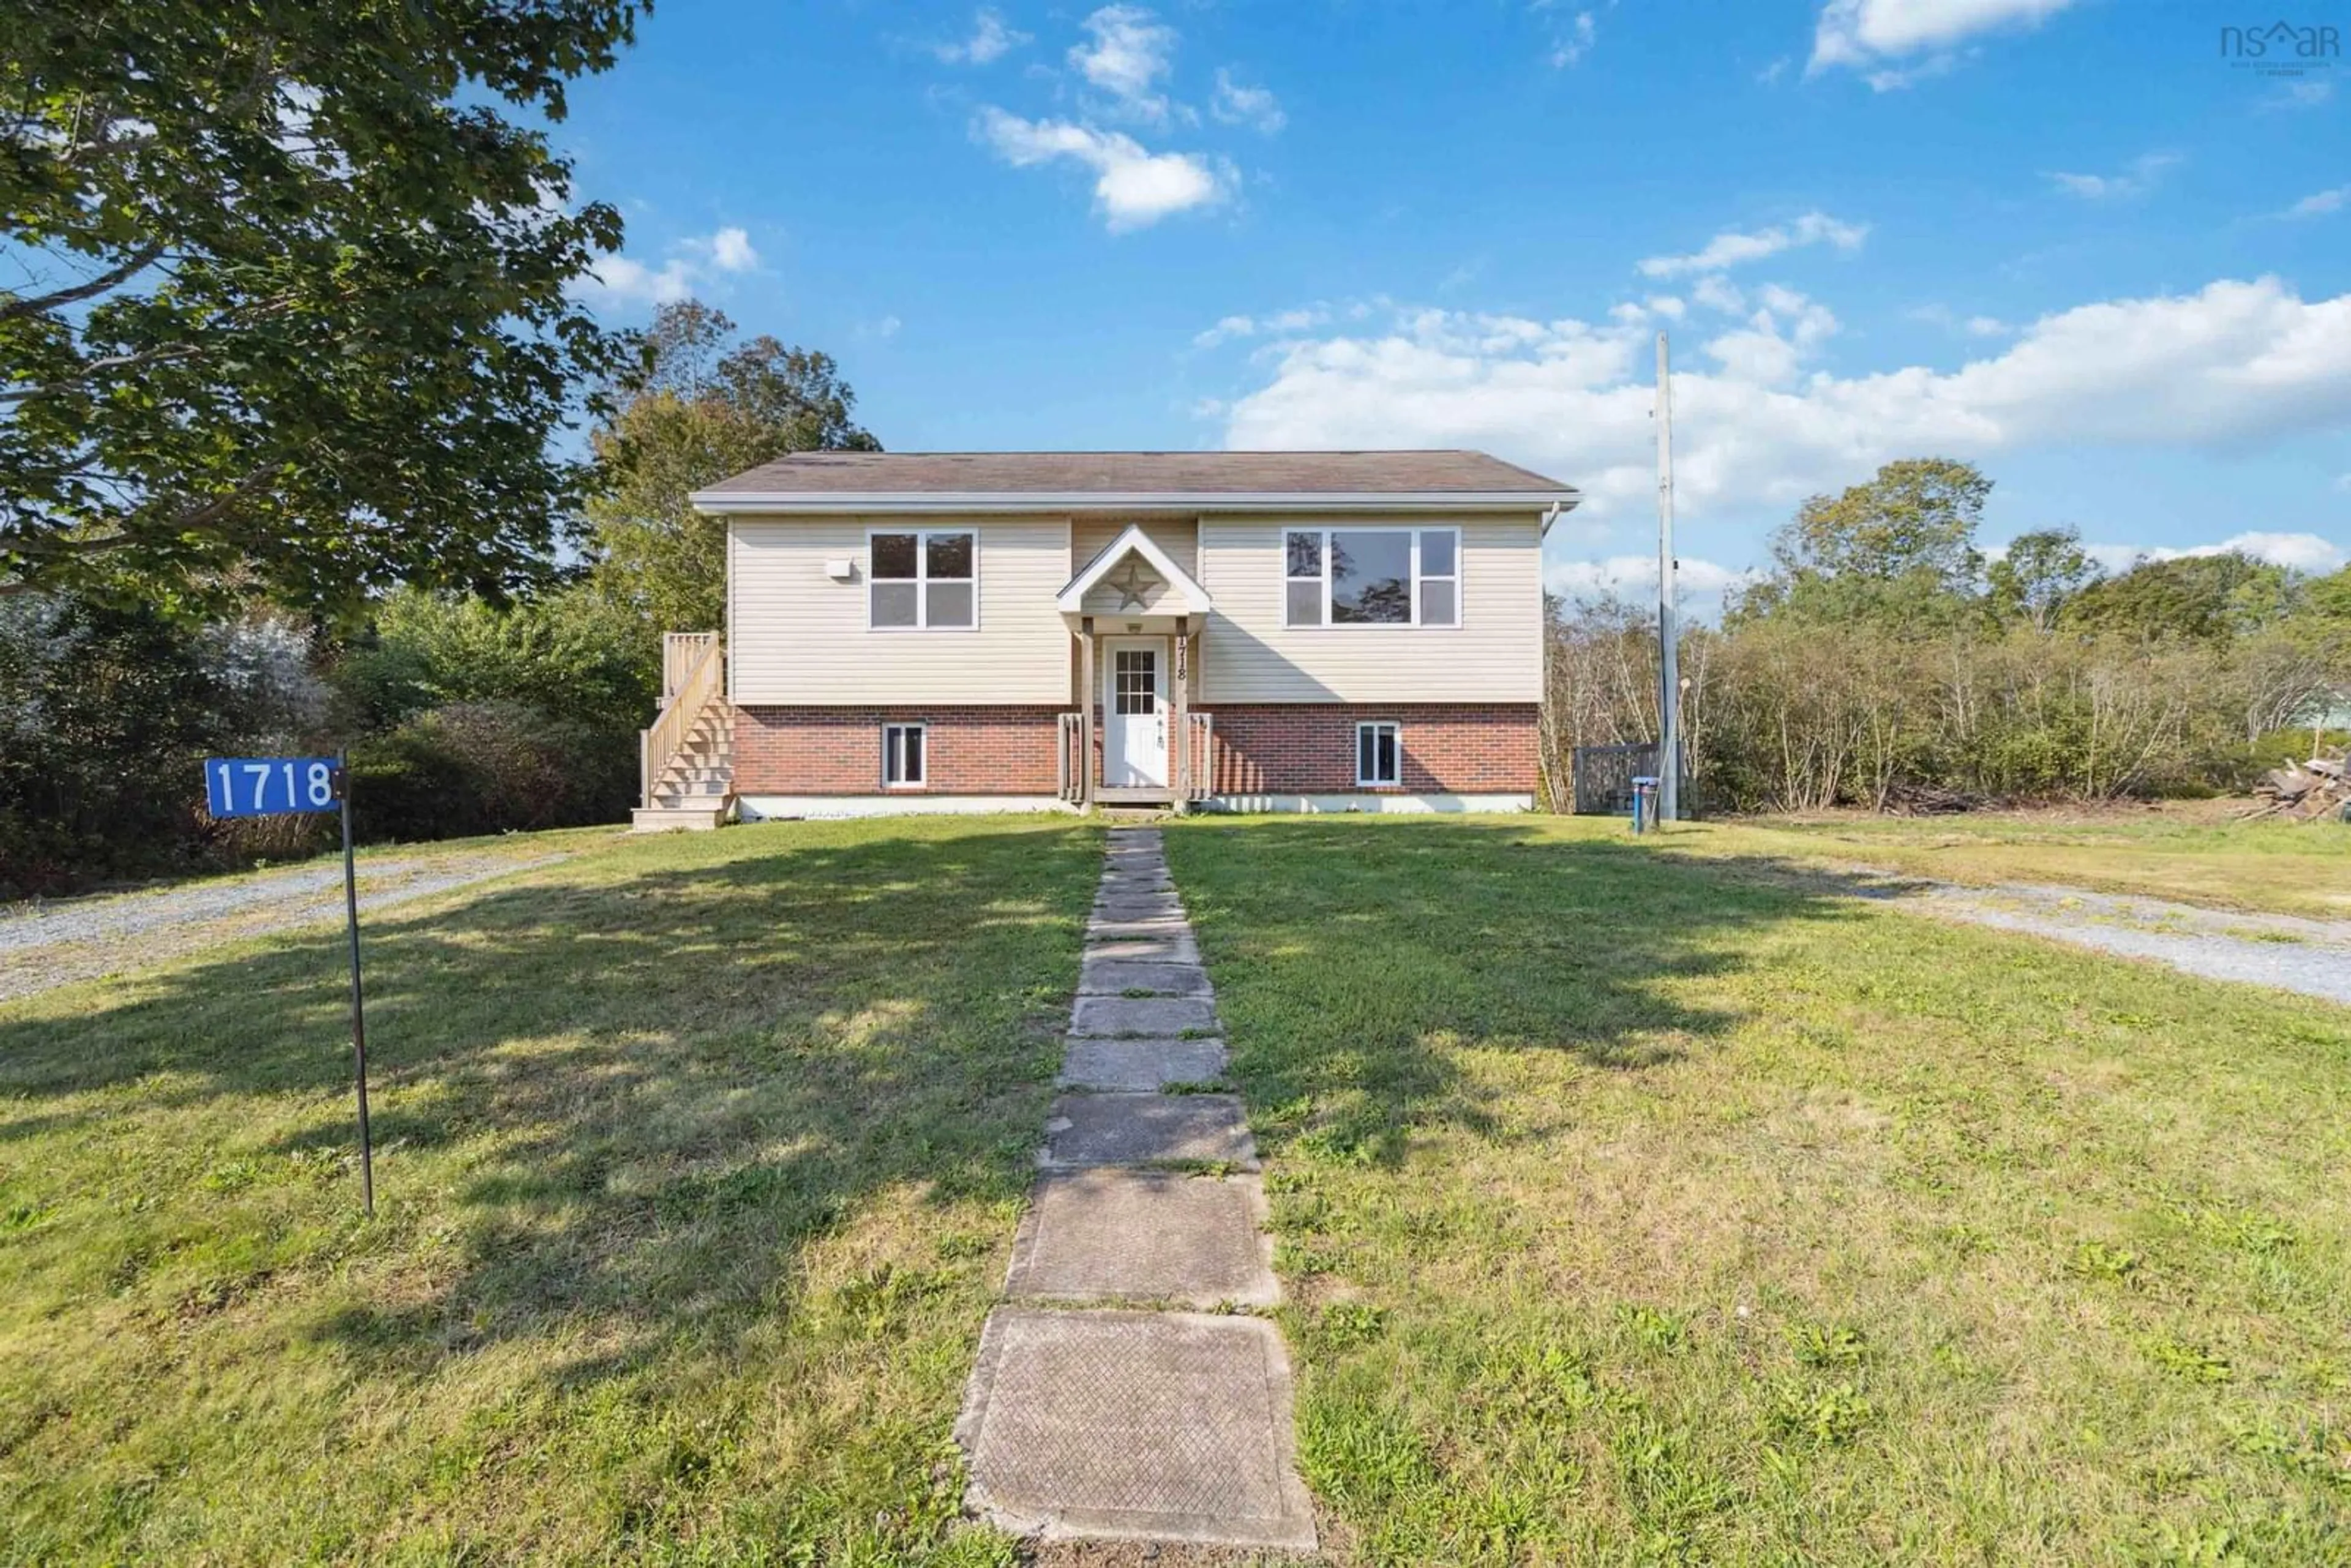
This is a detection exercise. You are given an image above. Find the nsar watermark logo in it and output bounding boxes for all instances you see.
[2220,18,2341,77]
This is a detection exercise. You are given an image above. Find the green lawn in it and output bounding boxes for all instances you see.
[0,816,1100,1565]
[1684,811,2351,920]
[1166,815,2351,1566]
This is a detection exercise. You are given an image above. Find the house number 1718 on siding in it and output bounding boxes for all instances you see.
[204,757,342,818]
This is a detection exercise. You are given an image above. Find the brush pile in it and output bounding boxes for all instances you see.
[2248,748,2350,822]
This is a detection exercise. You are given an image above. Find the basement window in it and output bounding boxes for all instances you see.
[1355,721,1401,787]
[883,723,927,788]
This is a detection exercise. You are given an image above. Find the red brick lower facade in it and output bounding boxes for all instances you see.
[732,706,1063,795]
[732,702,1538,798]
[1200,703,1539,796]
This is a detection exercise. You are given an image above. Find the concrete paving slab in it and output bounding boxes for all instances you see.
[1078,957,1212,997]
[1093,895,1185,922]
[1098,871,1174,893]
[1007,1172,1276,1307]
[1083,931,1201,963]
[1070,994,1220,1038]
[1058,1037,1228,1092]
[1086,916,1194,943]
[957,1308,1315,1550]
[1042,1093,1256,1169]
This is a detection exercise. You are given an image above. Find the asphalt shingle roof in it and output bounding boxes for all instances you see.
[699,449,1575,496]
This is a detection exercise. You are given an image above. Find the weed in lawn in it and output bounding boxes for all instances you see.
[2072,1240,2146,1285]
[1618,1304,1690,1354]
[2142,1335,2235,1383]
[1790,1322,1870,1368]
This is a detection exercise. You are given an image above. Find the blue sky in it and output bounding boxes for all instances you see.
[555,0,2349,605]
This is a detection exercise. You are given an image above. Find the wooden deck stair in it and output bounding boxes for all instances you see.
[633,632,734,832]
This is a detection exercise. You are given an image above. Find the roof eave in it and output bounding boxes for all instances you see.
[690,489,1581,515]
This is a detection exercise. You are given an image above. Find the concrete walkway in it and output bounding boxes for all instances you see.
[956,828,1316,1553]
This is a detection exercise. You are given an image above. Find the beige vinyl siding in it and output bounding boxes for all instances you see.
[729,515,1073,704]
[1196,512,1543,703]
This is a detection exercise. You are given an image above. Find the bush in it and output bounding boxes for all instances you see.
[0,594,324,896]
[348,700,634,842]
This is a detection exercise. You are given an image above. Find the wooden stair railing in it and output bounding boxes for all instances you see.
[640,633,724,810]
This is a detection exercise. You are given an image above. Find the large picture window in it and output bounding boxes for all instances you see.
[1283,527,1460,627]
[869,530,977,629]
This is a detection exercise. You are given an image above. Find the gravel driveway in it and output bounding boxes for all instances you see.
[1851,874,2351,1007]
[0,850,572,1003]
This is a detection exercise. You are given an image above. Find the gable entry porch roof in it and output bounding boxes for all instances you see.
[1057,523,1213,619]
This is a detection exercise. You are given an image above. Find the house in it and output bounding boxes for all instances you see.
[634,449,1580,827]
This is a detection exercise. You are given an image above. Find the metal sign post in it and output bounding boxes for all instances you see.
[203,753,374,1215]
[1655,331,1681,825]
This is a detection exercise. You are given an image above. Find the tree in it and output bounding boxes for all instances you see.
[1735,459,1991,631]
[585,301,879,633]
[1987,526,2101,632]
[2061,552,2295,642]
[2,0,641,609]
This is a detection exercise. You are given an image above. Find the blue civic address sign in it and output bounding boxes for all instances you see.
[204,757,343,818]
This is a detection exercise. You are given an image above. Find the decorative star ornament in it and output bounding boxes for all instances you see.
[1107,558,1155,610]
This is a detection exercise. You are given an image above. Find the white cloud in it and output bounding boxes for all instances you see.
[577,224,763,307]
[1543,9,1599,68]
[1192,304,1333,348]
[2085,533,2348,577]
[1692,275,1747,314]
[1549,553,1757,602]
[1070,5,1180,123]
[2271,80,2333,108]
[934,7,1029,65]
[2284,185,2350,220]
[580,253,696,306]
[1210,69,1286,133]
[975,107,1231,230]
[1965,315,2011,337]
[1218,277,2351,526]
[705,226,759,272]
[1194,313,1256,348]
[1638,212,1869,279]
[2045,152,2179,201]
[1810,0,2084,83]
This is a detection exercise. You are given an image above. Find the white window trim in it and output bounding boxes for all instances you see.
[1283,525,1461,629]
[1355,720,1402,787]
[865,526,981,632]
[882,722,928,789]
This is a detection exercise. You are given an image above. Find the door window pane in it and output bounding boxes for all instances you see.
[871,582,918,628]
[1114,650,1156,715]
[1330,531,1413,623]
[926,581,975,628]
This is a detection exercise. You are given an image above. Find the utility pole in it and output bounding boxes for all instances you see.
[1655,331,1680,824]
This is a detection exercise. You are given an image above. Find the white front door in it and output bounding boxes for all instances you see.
[1103,639,1169,787]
